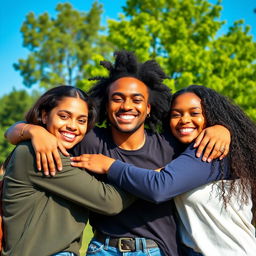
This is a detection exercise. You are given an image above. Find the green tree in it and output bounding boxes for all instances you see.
[0,90,39,164]
[14,2,111,91]
[107,0,256,120]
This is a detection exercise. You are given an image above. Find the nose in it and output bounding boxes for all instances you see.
[180,114,191,124]
[66,119,77,131]
[121,99,133,110]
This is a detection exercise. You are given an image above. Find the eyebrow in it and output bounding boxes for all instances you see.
[171,107,202,111]
[58,110,88,117]
[111,92,145,98]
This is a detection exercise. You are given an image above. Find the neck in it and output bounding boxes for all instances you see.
[111,126,146,150]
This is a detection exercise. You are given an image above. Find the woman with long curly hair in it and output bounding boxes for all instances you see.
[72,84,256,255]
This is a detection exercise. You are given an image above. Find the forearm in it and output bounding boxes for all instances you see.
[29,151,135,215]
[4,122,41,145]
[5,122,28,144]
[108,145,227,203]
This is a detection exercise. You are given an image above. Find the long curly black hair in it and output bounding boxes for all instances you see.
[88,50,172,132]
[171,84,256,222]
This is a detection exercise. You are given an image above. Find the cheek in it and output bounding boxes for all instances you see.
[79,124,88,136]
[47,119,64,134]
[197,117,206,130]
[138,103,149,113]
[169,119,177,133]
[107,103,116,115]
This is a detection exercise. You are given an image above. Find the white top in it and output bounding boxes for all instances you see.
[174,180,256,256]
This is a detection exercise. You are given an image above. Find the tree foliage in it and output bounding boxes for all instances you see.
[14,2,112,90]
[0,90,39,164]
[107,0,256,120]
[13,0,256,120]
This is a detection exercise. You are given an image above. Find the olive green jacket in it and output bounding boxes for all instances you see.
[2,141,134,256]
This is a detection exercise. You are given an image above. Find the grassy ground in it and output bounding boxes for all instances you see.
[80,224,93,255]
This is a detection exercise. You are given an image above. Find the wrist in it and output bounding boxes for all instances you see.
[20,123,30,138]
[28,125,45,139]
[105,159,116,174]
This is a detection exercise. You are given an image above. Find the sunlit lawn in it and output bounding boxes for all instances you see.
[80,224,93,255]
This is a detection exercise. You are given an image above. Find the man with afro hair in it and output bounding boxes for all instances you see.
[73,50,231,256]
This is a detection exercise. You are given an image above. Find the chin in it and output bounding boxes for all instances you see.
[178,137,195,144]
[63,144,73,150]
[113,125,138,134]
[62,141,76,150]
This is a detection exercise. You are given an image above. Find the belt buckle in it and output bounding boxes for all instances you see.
[118,237,134,252]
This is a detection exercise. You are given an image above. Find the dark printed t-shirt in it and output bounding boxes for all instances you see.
[72,127,182,256]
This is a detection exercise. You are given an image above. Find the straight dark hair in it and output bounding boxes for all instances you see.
[25,85,96,133]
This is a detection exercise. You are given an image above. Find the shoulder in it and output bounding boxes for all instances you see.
[72,126,111,155]
[4,141,36,178]
[145,130,183,156]
[12,141,35,161]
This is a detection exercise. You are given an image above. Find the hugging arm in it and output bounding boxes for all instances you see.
[72,145,228,203]
[107,145,229,203]
[195,125,230,161]
[5,122,69,175]
[14,143,134,215]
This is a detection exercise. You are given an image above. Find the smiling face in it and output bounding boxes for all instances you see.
[42,97,89,149]
[170,92,206,144]
[107,77,151,134]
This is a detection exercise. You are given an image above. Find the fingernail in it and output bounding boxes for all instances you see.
[45,172,49,176]
[196,153,201,158]
[58,167,62,171]
[202,157,207,162]
[207,159,212,163]
[51,172,55,176]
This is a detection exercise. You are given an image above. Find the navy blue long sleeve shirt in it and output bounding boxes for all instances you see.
[108,144,229,203]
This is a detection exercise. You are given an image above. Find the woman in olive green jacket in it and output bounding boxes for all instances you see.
[2,86,133,256]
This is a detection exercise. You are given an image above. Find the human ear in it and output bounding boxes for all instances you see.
[41,110,48,125]
[147,104,151,115]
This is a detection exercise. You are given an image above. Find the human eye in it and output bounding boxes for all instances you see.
[133,98,143,103]
[112,96,123,103]
[170,111,181,118]
[191,111,201,116]
[59,113,69,120]
[78,118,87,125]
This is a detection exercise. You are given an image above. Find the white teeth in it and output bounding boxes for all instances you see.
[62,132,75,139]
[119,115,135,120]
[179,128,194,133]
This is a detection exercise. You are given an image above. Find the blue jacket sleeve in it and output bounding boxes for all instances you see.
[108,144,229,203]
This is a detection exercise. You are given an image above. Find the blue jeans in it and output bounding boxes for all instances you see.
[51,252,76,256]
[86,238,164,256]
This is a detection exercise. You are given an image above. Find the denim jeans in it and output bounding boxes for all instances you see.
[86,238,164,256]
[51,252,76,256]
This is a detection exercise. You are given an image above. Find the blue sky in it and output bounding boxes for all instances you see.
[0,0,255,97]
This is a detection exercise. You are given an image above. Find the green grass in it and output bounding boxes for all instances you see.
[79,224,93,255]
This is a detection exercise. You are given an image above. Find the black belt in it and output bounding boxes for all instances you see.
[94,232,159,252]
